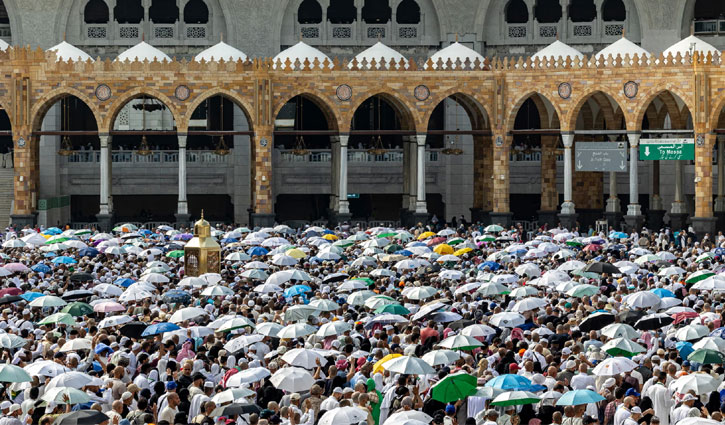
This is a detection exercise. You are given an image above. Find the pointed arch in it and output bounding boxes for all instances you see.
[298,0,323,24]
[185,89,255,133]
[602,0,626,21]
[84,0,109,24]
[149,0,179,23]
[362,0,391,24]
[30,87,102,135]
[114,0,143,24]
[505,0,528,23]
[103,88,182,134]
[327,0,356,24]
[184,0,209,24]
[397,0,420,24]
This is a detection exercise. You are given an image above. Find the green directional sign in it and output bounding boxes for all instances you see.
[639,139,694,161]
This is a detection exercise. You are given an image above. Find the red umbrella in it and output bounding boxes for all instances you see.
[672,311,698,325]
[426,237,447,247]
[0,288,21,297]
[583,244,601,252]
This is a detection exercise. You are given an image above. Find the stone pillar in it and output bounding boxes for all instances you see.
[330,135,351,226]
[648,160,666,231]
[471,135,491,224]
[669,159,688,231]
[415,135,427,212]
[10,130,38,228]
[538,135,558,227]
[558,132,577,229]
[692,132,717,237]
[95,134,113,231]
[715,136,725,230]
[605,170,623,229]
[490,136,512,226]
[329,136,340,214]
[624,133,644,231]
[175,134,190,225]
[251,125,275,228]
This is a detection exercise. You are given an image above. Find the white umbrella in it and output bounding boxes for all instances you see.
[2,239,25,248]
[624,291,661,309]
[671,373,722,395]
[382,355,436,375]
[348,290,376,306]
[0,333,27,349]
[29,295,67,308]
[216,317,255,332]
[600,323,640,339]
[24,360,70,377]
[59,338,92,352]
[675,324,709,342]
[253,283,283,293]
[510,286,539,298]
[316,321,352,337]
[46,371,94,390]
[278,323,317,339]
[308,299,339,312]
[201,286,234,297]
[658,266,686,276]
[256,322,284,337]
[693,337,725,353]
[225,367,271,387]
[461,324,496,338]
[42,387,90,405]
[270,367,314,392]
[169,307,208,323]
[490,312,526,328]
[178,277,208,288]
[512,297,548,312]
[383,411,434,425]
[515,263,540,277]
[402,286,438,300]
[281,348,326,369]
[438,334,484,350]
[98,315,133,328]
[318,407,368,425]
[211,388,256,404]
[271,254,298,266]
[592,357,638,376]
[139,273,169,283]
[421,349,461,367]
[223,335,264,353]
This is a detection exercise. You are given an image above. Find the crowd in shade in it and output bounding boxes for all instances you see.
[1,220,725,425]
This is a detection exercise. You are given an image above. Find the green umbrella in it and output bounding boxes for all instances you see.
[45,237,70,245]
[374,304,411,315]
[384,244,403,253]
[566,240,583,247]
[166,250,185,258]
[446,238,465,246]
[61,302,93,317]
[490,391,542,406]
[686,270,716,284]
[566,284,599,298]
[572,269,599,279]
[478,234,496,242]
[687,348,725,364]
[333,240,354,248]
[484,225,504,233]
[696,253,715,264]
[352,277,375,286]
[0,364,31,382]
[38,312,75,326]
[431,372,477,403]
[377,232,396,239]
[601,337,646,357]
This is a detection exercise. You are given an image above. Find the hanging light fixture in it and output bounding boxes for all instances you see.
[214,97,230,156]
[57,97,74,156]
[367,97,387,155]
[442,97,463,155]
[135,96,152,156]
[292,96,309,156]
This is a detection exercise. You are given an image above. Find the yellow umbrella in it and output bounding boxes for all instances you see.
[322,234,338,241]
[417,232,435,241]
[373,353,402,374]
[434,244,454,255]
[454,247,473,256]
[286,248,307,259]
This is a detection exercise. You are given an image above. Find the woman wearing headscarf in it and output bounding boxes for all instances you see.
[367,377,382,425]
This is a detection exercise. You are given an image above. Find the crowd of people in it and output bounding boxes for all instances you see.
[0,219,724,425]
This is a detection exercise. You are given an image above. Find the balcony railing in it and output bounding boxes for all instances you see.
[694,19,725,34]
[292,16,426,45]
[82,22,209,46]
[276,149,440,163]
[65,150,229,164]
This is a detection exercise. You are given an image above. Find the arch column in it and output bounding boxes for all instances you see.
[471,135,492,224]
[489,134,512,226]
[251,125,275,227]
[538,135,559,227]
[692,131,717,237]
[175,133,190,226]
[558,132,577,229]
[414,133,427,215]
[330,134,351,226]
[669,158,688,231]
[95,134,113,231]
[624,133,644,231]
[10,128,38,227]
[605,135,622,228]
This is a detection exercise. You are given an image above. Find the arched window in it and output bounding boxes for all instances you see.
[84,0,109,24]
[298,0,322,24]
[184,0,209,24]
[568,0,596,22]
[694,0,725,20]
[602,0,625,21]
[328,0,356,24]
[114,0,143,24]
[397,0,420,24]
[362,0,391,24]
[505,0,528,23]
[535,0,561,23]
[149,0,179,23]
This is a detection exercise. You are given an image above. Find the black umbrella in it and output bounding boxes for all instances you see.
[634,313,674,330]
[448,319,475,331]
[583,262,621,275]
[119,321,147,339]
[322,273,348,284]
[53,410,109,425]
[618,309,646,325]
[70,272,94,283]
[579,311,615,332]
[61,290,95,300]
[211,403,261,417]
[0,295,21,305]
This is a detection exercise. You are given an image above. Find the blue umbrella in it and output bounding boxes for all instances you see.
[247,247,269,256]
[322,229,335,235]
[509,248,527,257]
[31,264,51,273]
[284,285,312,298]
[478,261,501,271]
[711,328,725,339]
[139,230,153,236]
[394,250,413,257]
[114,278,135,288]
[162,290,191,305]
[610,232,628,239]
[43,227,63,235]
[141,322,180,337]
[94,343,113,355]
[407,242,426,247]
[91,361,103,372]
[676,341,694,359]
[78,247,99,258]
[651,288,675,298]
[20,292,45,302]
[221,238,238,244]
[43,252,56,258]
[715,248,725,256]
[484,374,534,390]
[556,389,606,406]
[51,256,77,265]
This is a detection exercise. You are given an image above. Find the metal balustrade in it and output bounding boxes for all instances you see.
[276,149,441,163]
[65,150,229,164]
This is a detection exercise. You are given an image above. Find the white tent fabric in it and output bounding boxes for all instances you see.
[116,41,171,62]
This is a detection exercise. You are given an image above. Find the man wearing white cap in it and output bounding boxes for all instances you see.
[0,403,22,425]
[320,387,343,411]
[670,393,697,425]
[644,373,672,425]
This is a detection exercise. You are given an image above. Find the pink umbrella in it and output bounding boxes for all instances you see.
[4,263,29,272]
[93,302,125,313]
[0,288,22,296]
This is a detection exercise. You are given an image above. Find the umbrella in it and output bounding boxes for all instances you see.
[29,295,67,308]
[431,372,477,402]
[373,354,402,374]
[490,312,525,328]
[421,349,461,367]
[318,407,369,425]
[675,324,710,341]
[556,389,605,406]
[0,295,20,305]
[24,360,70,377]
[282,348,326,369]
[601,323,640,339]
[210,403,261,417]
[490,391,542,406]
[512,297,548,312]
[485,374,535,390]
[46,372,94,390]
[162,289,191,305]
[119,321,147,338]
[224,335,264,353]
[383,412,434,425]
[0,364,31,382]
[381,355,436,375]
[601,337,646,357]
[61,302,93,317]
[226,367,271,387]
[141,322,180,337]
[256,322,284,337]
[0,333,27,349]
[583,262,620,274]
[438,334,484,351]
[269,367,314,392]
[693,337,725,353]
[671,373,721,395]
[42,387,91,405]
[61,290,94,301]
[210,388,257,404]
[39,312,76,326]
[634,313,674,330]
[625,291,662,309]
[592,357,638,376]
[688,348,725,364]
[53,411,109,425]
[169,307,208,323]
[277,323,317,339]
[579,312,615,332]
[567,284,599,298]
[461,324,497,338]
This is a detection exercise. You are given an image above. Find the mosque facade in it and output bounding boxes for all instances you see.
[0,0,722,234]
